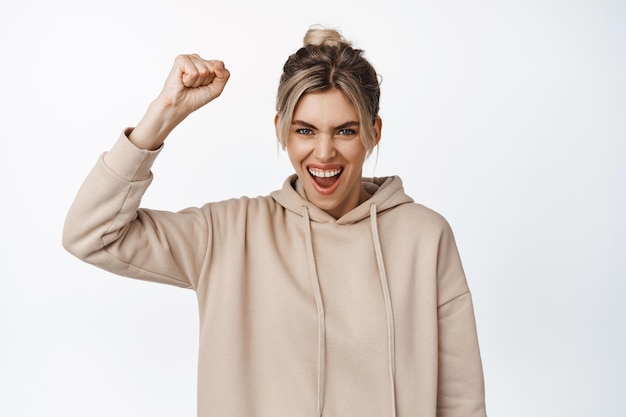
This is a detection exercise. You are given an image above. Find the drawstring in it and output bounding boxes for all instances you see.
[301,204,397,417]
[370,203,398,417]
[302,206,326,417]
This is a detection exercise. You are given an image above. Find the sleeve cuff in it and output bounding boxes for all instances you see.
[103,128,163,181]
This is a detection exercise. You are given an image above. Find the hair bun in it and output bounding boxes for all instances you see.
[303,27,350,48]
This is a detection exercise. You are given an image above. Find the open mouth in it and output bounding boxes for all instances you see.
[308,167,343,189]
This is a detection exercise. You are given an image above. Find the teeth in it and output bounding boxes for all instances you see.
[308,167,342,178]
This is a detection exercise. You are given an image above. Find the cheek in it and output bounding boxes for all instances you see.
[286,140,305,170]
[340,142,368,164]
[287,137,315,157]
[287,151,299,170]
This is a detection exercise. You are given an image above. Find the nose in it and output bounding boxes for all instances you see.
[313,135,336,162]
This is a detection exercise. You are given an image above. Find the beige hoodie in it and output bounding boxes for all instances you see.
[63,131,486,417]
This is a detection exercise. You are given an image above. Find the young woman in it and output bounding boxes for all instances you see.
[63,28,487,417]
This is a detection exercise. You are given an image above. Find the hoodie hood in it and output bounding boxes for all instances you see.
[270,174,414,224]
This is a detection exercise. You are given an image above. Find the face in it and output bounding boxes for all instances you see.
[278,88,381,218]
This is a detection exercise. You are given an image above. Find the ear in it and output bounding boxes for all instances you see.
[274,113,285,145]
[373,116,382,146]
[274,114,288,150]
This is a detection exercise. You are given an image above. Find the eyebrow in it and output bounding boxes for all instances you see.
[292,120,360,130]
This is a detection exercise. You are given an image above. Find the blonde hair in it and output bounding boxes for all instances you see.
[276,27,381,155]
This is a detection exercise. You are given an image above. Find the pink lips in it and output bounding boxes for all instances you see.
[307,165,343,195]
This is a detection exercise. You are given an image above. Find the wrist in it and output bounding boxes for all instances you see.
[129,99,185,150]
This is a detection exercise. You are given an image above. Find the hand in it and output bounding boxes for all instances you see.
[158,54,231,118]
[129,54,230,150]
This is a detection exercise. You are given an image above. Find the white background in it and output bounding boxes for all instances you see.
[1,0,624,416]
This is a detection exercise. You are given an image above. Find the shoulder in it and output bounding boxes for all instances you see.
[384,202,453,234]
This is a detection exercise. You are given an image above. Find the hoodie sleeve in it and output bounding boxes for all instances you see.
[436,222,487,417]
[62,130,209,289]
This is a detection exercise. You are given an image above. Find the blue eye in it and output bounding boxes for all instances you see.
[337,128,356,136]
[296,128,313,135]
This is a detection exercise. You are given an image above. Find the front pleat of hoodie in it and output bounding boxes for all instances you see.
[300,203,398,417]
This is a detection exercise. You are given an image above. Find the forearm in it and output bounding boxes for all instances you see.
[62,132,207,287]
[62,132,158,261]
[129,98,186,150]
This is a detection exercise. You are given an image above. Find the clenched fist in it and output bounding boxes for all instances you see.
[159,54,230,116]
[129,54,231,150]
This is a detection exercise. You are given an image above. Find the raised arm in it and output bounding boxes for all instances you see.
[62,55,230,288]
